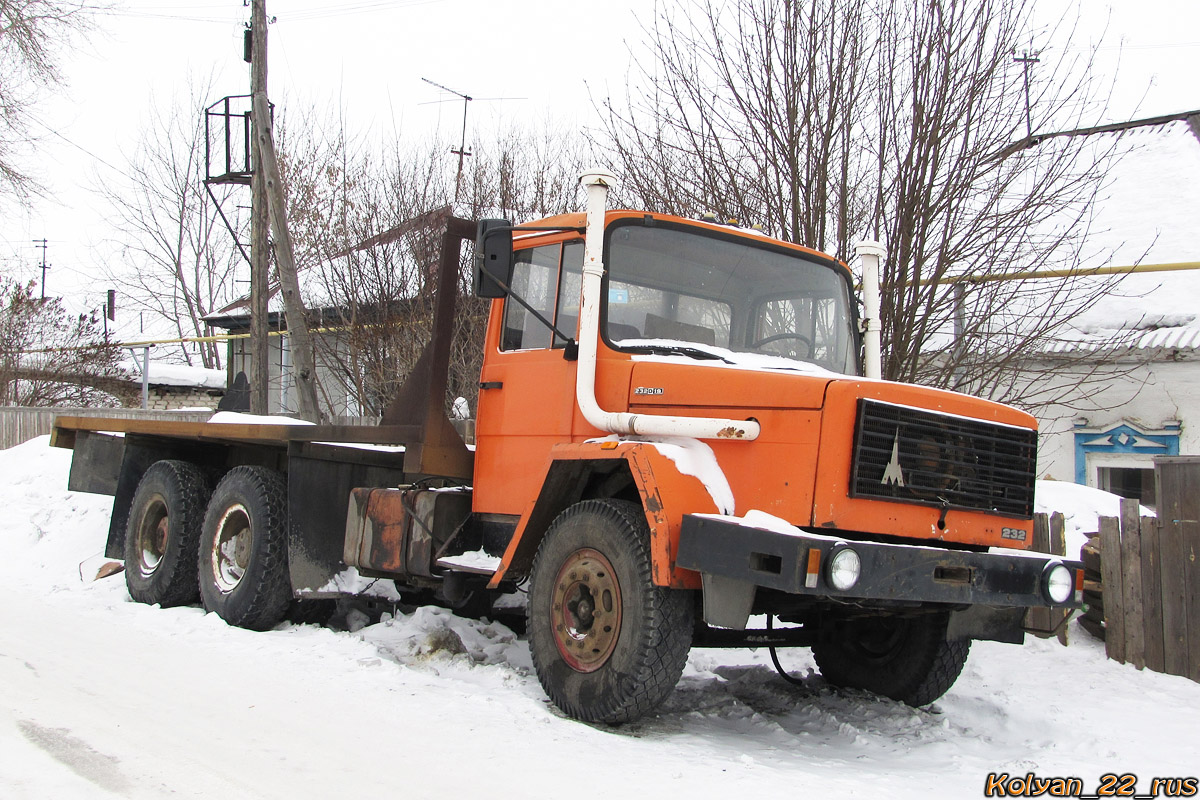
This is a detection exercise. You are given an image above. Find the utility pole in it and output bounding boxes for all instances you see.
[31,239,49,299]
[251,92,323,423]
[1014,50,1041,140]
[422,78,472,203]
[249,0,271,414]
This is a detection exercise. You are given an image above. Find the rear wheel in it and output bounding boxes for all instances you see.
[527,499,692,724]
[198,466,291,631]
[124,460,210,607]
[812,612,969,706]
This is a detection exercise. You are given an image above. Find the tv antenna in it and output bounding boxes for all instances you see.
[420,78,525,203]
[421,77,474,202]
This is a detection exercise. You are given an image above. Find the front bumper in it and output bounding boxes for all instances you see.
[676,514,1082,621]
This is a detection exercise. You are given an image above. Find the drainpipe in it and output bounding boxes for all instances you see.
[856,240,886,381]
[574,170,760,441]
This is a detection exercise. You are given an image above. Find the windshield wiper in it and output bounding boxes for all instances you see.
[621,343,734,364]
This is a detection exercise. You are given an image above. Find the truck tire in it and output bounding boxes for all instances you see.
[198,466,291,631]
[812,612,969,707]
[527,499,692,724]
[124,460,211,607]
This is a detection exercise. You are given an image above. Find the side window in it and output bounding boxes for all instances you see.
[554,243,584,346]
[502,245,558,350]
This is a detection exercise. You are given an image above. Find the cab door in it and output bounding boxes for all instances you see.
[473,241,583,516]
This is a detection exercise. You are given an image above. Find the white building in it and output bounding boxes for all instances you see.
[1028,117,1200,508]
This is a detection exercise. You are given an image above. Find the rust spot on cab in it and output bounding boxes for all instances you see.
[716,426,746,439]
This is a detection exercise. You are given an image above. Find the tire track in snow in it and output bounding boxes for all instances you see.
[17,720,131,796]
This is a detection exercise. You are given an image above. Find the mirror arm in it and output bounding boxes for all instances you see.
[486,272,578,359]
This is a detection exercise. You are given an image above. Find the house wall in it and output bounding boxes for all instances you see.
[146,386,224,411]
[1031,356,1200,486]
[227,332,361,417]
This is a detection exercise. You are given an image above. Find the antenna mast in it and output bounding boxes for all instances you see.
[422,77,473,202]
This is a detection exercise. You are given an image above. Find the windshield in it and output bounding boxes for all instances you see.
[603,221,859,374]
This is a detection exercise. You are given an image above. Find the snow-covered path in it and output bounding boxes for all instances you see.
[1,437,1196,799]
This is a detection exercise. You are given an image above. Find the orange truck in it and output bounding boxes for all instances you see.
[53,171,1082,724]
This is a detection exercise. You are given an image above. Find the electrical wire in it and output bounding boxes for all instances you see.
[765,615,808,686]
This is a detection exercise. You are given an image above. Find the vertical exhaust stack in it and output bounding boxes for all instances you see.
[574,170,761,441]
[855,240,886,381]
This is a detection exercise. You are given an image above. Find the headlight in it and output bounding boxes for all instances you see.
[1044,562,1073,604]
[827,547,862,591]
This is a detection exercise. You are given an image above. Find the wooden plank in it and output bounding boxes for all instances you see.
[1119,498,1145,670]
[1155,458,1198,678]
[1140,517,1166,674]
[1049,511,1067,556]
[1159,514,1190,677]
[1049,512,1069,644]
[1099,515,1125,664]
[1025,514,1052,634]
[1184,521,1200,683]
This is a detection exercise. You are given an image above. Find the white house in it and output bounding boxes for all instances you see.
[1028,117,1200,508]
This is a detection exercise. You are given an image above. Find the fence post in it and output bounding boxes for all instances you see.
[1140,516,1165,674]
[1155,456,1199,680]
[1118,498,1145,670]
[1099,514,1125,664]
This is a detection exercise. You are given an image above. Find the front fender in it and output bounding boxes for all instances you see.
[487,440,726,589]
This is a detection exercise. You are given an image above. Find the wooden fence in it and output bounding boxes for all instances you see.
[0,407,214,450]
[1097,457,1200,682]
[1025,511,1070,642]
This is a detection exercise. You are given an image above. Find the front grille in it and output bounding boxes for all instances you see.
[850,399,1036,517]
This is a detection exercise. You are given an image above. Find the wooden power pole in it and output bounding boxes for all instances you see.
[251,92,323,423]
[249,0,271,414]
[247,0,323,422]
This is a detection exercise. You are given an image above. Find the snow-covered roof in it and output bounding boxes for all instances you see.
[123,359,227,389]
[1039,119,1200,358]
[1044,322,1200,357]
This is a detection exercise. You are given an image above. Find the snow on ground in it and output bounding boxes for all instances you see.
[1,436,1197,799]
[1034,479,1154,558]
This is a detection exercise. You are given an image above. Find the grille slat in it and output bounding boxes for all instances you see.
[850,399,1036,517]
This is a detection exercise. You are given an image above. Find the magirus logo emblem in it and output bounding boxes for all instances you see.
[881,430,905,487]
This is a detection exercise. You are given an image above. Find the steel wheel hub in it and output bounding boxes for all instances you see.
[551,548,622,673]
[212,503,252,594]
[136,495,169,575]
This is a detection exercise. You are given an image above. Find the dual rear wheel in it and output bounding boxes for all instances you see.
[125,462,291,631]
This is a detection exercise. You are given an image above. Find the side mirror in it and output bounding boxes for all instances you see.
[475,219,513,299]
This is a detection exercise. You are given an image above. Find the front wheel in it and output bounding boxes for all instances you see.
[527,499,692,724]
[812,612,969,706]
[198,466,291,631]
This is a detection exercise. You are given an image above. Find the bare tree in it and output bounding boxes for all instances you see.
[0,275,130,405]
[599,0,1128,410]
[95,77,240,369]
[0,0,97,203]
[273,107,587,418]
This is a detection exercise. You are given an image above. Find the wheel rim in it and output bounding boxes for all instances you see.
[550,548,622,673]
[134,494,169,576]
[211,503,252,594]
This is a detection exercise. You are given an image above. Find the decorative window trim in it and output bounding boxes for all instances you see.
[1072,419,1180,484]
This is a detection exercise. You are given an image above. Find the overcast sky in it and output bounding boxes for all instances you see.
[1,0,1197,318]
